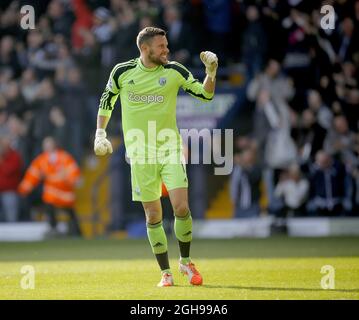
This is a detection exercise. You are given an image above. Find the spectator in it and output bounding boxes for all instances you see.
[247,59,295,105]
[334,17,357,63]
[36,15,53,42]
[202,0,231,64]
[48,106,71,152]
[71,0,94,51]
[0,68,13,93]
[47,0,74,39]
[57,66,87,163]
[274,163,309,217]
[307,90,333,130]
[0,35,21,77]
[324,114,357,165]
[18,136,82,237]
[0,129,23,222]
[27,78,58,159]
[333,61,359,129]
[352,164,359,216]
[30,41,70,78]
[2,80,26,116]
[74,28,101,91]
[20,68,41,104]
[0,0,358,224]
[138,14,156,30]
[296,108,327,162]
[6,114,31,167]
[230,148,262,218]
[241,5,267,80]
[162,5,193,66]
[23,30,45,70]
[281,9,313,89]
[251,87,298,215]
[307,150,351,216]
[92,7,117,67]
[113,2,138,63]
[249,61,296,160]
[261,0,287,61]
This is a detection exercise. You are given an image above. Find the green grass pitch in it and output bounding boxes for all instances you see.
[1,236,359,300]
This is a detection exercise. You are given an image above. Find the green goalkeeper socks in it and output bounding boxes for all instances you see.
[147,221,168,255]
[174,211,193,243]
[174,211,192,260]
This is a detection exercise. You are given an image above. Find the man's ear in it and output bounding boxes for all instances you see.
[140,42,148,53]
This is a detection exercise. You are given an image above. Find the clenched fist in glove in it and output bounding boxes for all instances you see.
[94,128,113,156]
[200,51,218,81]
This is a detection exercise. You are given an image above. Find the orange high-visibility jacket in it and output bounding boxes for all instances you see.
[18,149,80,208]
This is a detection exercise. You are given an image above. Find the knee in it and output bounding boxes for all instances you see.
[173,202,190,218]
[145,211,162,225]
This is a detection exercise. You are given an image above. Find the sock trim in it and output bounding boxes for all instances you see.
[180,257,191,264]
[146,221,162,228]
[161,269,172,274]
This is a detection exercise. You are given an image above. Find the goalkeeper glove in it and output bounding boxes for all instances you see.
[200,51,218,81]
[94,128,113,156]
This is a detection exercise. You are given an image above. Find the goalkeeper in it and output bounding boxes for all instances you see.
[94,27,217,287]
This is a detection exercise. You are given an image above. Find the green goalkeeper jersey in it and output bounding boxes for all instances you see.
[98,58,214,159]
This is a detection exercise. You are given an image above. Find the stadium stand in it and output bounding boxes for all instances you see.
[0,0,358,238]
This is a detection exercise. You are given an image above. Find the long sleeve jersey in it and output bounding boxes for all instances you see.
[98,58,214,160]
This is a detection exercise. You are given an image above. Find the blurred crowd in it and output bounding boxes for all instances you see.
[230,0,359,218]
[0,0,358,225]
[0,0,233,224]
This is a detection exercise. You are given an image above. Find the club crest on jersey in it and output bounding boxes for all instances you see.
[159,77,167,86]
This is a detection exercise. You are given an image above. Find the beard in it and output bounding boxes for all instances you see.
[148,49,167,66]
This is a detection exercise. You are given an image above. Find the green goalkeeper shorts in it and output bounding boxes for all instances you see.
[130,152,188,202]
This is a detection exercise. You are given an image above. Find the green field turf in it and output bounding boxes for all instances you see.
[1,236,359,300]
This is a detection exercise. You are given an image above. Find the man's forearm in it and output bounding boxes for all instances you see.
[203,75,216,93]
[97,115,110,130]
[200,51,218,93]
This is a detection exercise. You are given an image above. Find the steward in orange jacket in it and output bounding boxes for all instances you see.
[18,137,82,236]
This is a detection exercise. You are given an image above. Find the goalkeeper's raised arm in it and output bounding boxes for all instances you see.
[200,50,218,93]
